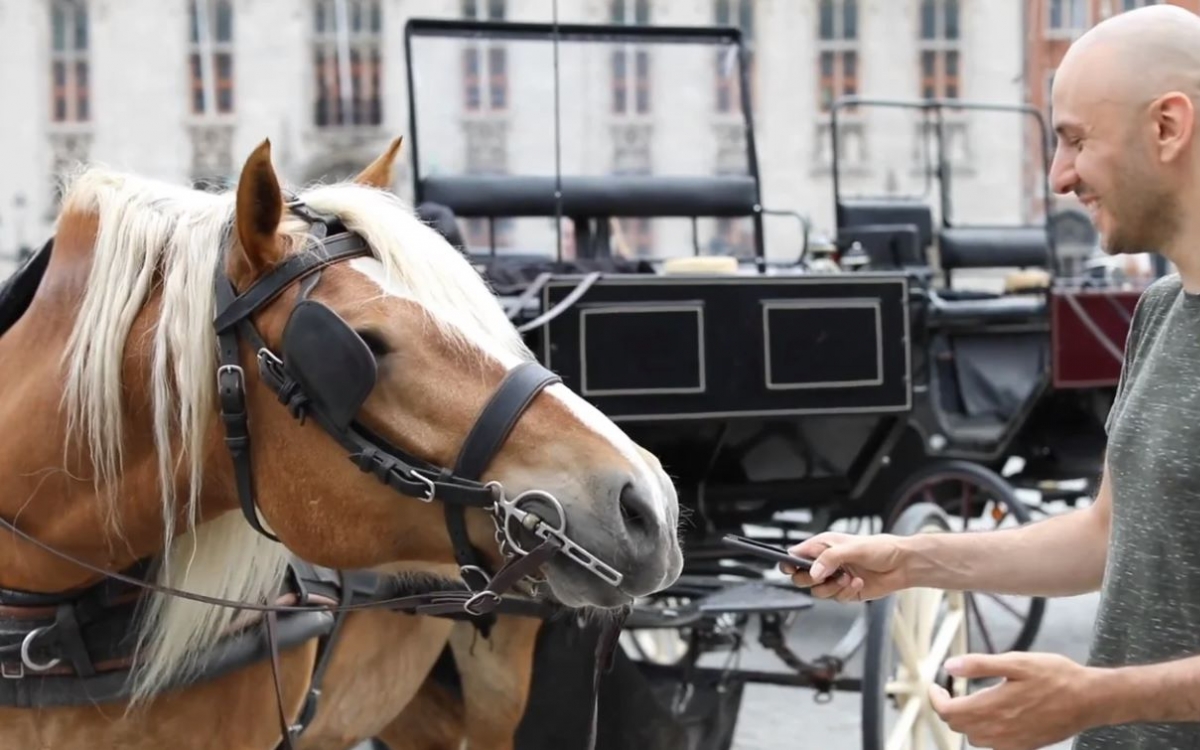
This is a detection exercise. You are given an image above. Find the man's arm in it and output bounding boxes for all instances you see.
[1091,654,1200,725]
[899,463,1113,597]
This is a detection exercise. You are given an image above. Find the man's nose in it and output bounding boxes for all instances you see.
[1048,148,1075,195]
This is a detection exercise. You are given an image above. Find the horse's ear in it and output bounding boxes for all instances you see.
[353,136,404,189]
[234,139,285,279]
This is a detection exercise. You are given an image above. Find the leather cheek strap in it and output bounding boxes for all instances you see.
[445,362,563,586]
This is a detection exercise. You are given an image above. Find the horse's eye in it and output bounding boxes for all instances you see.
[356,329,390,358]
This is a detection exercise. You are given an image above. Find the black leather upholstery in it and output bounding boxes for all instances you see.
[938,226,1050,270]
[419,174,759,218]
[837,223,927,269]
[928,292,1047,325]
[837,200,934,249]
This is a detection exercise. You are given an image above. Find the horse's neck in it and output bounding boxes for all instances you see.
[0,251,228,594]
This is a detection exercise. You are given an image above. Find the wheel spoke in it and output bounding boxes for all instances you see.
[930,712,963,750]
[977,591,1028,621]
[890,603,925,678]
[886,690,924,750]
[967,592,998,653]
[919,609,966,684]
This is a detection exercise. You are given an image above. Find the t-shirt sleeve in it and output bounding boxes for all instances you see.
[1104,282,1159,435]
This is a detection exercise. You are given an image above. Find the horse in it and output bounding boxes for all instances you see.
[0,136,684,749]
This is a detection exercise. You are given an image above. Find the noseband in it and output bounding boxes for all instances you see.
[211,201,623,611]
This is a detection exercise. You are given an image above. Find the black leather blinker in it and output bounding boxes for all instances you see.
[281,301,378,432]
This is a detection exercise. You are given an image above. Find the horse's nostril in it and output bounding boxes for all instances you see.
[619,482,653,536]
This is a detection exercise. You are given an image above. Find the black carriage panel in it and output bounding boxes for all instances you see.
[763,300,883,389]
[578,302,705,396]
[539,275,912,421]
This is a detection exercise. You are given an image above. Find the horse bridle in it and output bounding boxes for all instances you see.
[0,201,630,750]
[211,200,623,613]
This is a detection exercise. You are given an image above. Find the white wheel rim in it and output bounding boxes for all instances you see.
[880,522,970,750]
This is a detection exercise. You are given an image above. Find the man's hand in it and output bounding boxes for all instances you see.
[781,532,909,602]
[929,652,1102,750]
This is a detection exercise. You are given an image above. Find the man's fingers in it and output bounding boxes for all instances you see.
[944,652,1029,680]
[790,532,847,561]
[833,575,865,602]
[806,547,852,583]
[808,571,855,599]
[928,684,954,716]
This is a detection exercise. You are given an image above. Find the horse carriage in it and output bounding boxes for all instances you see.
[0,14,1147,750]
[395,16,1148,750]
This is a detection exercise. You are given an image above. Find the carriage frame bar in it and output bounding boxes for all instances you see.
[402,17,768,266]
[829,95,1061,275]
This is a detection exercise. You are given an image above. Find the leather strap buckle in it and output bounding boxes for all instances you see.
[20,625,61,673]
[463,591,501,617]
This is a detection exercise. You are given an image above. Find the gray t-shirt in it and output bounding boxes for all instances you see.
[1075,273,1200,749]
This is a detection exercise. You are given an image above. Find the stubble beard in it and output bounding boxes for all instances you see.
[1098,142,1179,256]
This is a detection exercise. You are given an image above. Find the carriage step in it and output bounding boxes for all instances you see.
[696,581,814,616]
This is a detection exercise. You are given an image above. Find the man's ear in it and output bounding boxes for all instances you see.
[1153,91,1195,163]
[233,138,285,280]
[354,136,404,189]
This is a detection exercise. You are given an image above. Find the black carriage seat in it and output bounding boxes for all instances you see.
[416,201,467,254]
[937,226,1051,272]
[836,199,935,251]
[926,290,1046,326]
[0,239,52,339]
[419,174,759,218]
[928,225,1051,323]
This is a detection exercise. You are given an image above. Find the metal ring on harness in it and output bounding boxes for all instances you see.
[497,489,568,557]
[20,626,61,673]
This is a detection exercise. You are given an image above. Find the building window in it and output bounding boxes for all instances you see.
[50,0,89,123]
[1047,0,1088,34]
[918,0,960,100]
[816,0,858,112]
[313,0,383,128]
[464,217,514,252]
[714,0,754,114]
[189,0,234,116]
[611,0,651,115]
[1121,0,1161,9]
[462,0,507,112]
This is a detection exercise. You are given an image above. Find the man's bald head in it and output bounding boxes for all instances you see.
[1055,4,1200,113]
[1049,6,1200,258]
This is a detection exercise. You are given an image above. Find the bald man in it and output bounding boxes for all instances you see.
[781,6,1200,749]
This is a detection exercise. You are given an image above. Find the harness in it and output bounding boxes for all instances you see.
[0,202,629,749]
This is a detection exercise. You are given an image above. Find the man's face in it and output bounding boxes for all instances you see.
[1048,65,1178,256]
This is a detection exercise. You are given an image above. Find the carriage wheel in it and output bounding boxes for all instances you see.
[862,502,970,750]
[885,459,1046,654]
[622,595,697,666]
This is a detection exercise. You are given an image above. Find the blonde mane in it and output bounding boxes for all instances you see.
[56,165,530,702]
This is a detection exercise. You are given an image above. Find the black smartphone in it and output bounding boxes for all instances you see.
[722,534,814,570]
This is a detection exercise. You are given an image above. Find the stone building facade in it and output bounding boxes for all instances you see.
[0,0,1040,276]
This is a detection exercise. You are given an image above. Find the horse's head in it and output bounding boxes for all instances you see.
[216,139,682,608]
